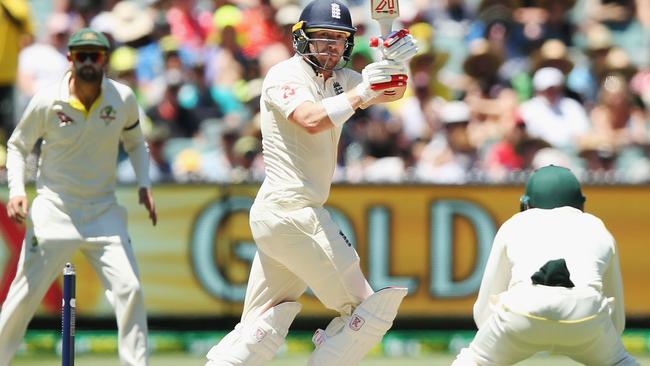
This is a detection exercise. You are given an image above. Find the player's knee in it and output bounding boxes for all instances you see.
[125,278,142,294]
[113,276,143,299]
[206,302,302,366]
[308,287,407,366]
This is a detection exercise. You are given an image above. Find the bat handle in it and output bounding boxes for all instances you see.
[378,19,393,38]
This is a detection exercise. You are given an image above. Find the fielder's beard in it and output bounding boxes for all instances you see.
[75,64,102,82]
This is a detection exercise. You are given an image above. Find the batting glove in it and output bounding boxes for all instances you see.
[355,60,408,103]
[370,29,419,63]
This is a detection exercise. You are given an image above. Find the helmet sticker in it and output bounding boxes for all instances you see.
[331,3,341,19]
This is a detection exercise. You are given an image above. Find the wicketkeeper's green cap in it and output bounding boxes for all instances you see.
[521,165,586,210]
[68,28,110,50]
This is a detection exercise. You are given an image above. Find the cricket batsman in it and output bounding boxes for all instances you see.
[204,0,417,365]
[0,28,156,366]
[452,165,639,365]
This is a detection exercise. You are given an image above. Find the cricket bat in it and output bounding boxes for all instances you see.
[370,0,400,37]
[370,0,403,94]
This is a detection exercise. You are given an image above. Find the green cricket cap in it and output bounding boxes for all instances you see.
[68,28,110,50]
[522,165,586,210]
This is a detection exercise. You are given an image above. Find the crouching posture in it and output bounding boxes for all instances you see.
[452,165,638,366]
[204,0,418,364]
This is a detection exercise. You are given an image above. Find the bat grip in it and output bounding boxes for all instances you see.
[378,19,393,38]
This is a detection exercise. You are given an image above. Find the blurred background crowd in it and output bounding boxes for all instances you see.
[3,0,650,184]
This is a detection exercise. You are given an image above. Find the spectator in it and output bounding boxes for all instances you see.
[109,46,142,101]
[111,0,164,102]
[578,0,650,67]
[146,69,202,138]
[238,0,284,59]
[16,12,70,109]
[414,101,479,183]
[0,0,33,144]
[357,107,408,183]
[519,67,591,150]
[569,22,614,105]
[514,0,576,47]
[166,0,212,53]
[481,116,527,181]
[581,73,650,181]
[118,124,173,183]
[397,48,449,144]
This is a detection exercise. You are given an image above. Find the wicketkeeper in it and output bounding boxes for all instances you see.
[452,165,639,365]
[0,28,155,366]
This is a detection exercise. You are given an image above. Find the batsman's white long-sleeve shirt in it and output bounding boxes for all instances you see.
[474,206,626,334]
[7,72,150,202]
[255,55,361,208]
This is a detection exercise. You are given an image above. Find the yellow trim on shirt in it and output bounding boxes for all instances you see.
[501,303,600,324]
[69,93,103,119]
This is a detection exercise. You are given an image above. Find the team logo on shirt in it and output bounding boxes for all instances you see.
[333,82,344,95]
[29,235,38,253]
[281,85,296,99]
[99,105,116,125]
[56,111,75,127]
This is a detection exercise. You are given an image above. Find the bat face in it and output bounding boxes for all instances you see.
[370,0,400,20]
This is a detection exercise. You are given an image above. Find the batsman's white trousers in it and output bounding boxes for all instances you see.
[454,285,639,365]
[243,202,374,326]
[0,195,148,366]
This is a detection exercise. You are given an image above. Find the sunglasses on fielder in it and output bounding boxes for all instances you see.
[71,51,105,64]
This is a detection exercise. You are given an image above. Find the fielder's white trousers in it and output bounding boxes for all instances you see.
[453,285,639,365]
[242,203,374,326]
[0,195,148,366]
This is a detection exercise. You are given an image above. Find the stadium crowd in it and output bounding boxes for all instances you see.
[3,0,650,184]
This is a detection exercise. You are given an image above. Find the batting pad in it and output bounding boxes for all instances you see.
[307,287,408,366]
[205,302,302,366]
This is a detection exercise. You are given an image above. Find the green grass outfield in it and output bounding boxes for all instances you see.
[13,353,650,365]
[13,329,650,365]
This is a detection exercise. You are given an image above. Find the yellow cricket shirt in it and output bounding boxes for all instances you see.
[7,72,150,202]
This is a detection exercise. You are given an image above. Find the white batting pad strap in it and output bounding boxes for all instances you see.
[206,302,302,366]
[308,287,407,366]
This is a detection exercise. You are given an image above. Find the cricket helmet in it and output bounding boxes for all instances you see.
[292,0,356,70]
[520,165,586,211]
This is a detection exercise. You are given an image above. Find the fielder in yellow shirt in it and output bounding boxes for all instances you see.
[0,28,156,366]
